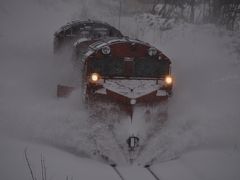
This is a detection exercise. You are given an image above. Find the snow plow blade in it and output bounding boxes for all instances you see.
[57,85,75,97]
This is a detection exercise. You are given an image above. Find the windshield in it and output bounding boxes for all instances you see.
[88,57,170,78]
[93,28,109,38]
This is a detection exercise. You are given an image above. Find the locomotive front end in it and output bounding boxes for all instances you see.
[84,38,173,106]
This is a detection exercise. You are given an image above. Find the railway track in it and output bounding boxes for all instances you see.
[110,164,161,180]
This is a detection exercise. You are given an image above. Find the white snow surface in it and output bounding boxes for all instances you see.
[1,136,240,180]
[0,0,240,180]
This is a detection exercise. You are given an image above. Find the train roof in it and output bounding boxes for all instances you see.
[55,19,122,35]
[82,37,170,63]
[88,37,151,51]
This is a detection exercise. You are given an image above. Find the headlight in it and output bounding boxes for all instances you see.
[148,47,158,56]
[101,46,111,55]
[90,73,100,82]
[165,75,173,85]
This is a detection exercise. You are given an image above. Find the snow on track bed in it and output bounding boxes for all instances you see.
[112,165,159,180]
[111,165,125,180]
[145,166,161,180]
[87,101,169,164]
[127,104,168,163]
[2,136,240,180]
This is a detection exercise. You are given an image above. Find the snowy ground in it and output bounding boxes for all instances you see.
[0,0,240,180]
[1,136,240,180]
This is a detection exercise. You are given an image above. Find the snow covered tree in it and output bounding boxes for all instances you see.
[149,0,240,30]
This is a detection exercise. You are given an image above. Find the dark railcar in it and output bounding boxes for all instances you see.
[54,20,123,53]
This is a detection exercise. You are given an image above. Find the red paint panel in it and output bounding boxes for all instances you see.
[110,43,149,57]
[85,42,160,64]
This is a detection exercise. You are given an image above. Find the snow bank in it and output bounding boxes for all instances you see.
[0,136,120,180]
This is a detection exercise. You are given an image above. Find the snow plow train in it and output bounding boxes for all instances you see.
[56,20,173,152]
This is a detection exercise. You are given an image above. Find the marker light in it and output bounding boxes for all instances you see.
[101,46,111,55]
[165,76,173,85]
[130,99,136,105]
[91,73,99,82]
[148,47,158,56]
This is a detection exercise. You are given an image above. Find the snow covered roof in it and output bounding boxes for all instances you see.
[73,38,91,47]
[81,37,158,62]
[55,19,114,34]
[88,37,151,51]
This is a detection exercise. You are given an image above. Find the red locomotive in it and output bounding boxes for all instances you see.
[57,35,174,151]
[58,37,173,116]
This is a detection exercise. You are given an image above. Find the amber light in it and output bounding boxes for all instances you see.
[91,73,99,82]
[165,76,173,85]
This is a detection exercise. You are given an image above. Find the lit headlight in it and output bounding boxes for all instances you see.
[101,46,111,55]
[165,76,173,85]
[91,73,99,82]
[148,47,158,56]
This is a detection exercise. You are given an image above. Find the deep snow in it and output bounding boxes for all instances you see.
[0,0,240,179]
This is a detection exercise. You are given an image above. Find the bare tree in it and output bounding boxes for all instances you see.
[24,149,72,180]
[24,148,37,180]
[149,0,240,30]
